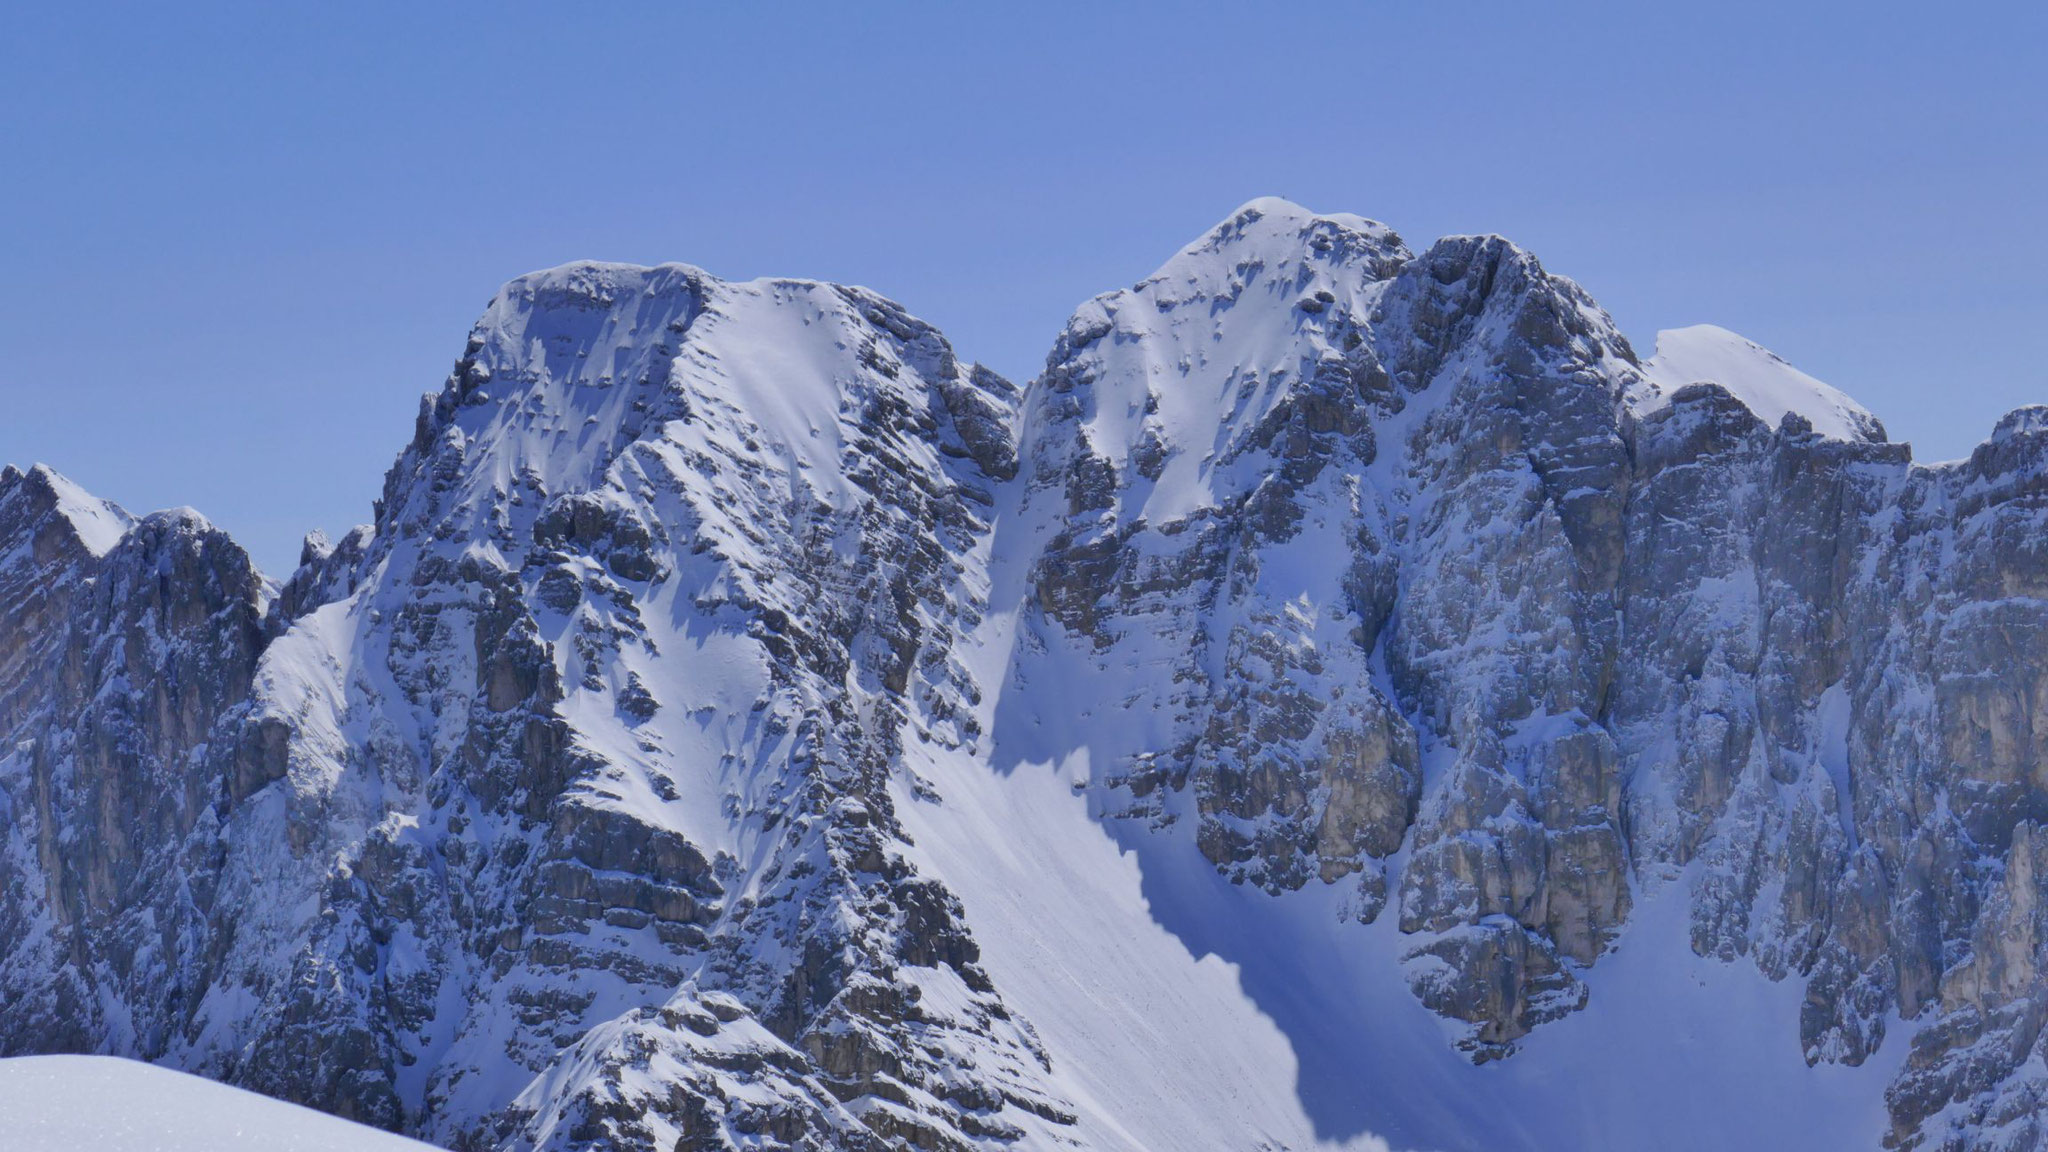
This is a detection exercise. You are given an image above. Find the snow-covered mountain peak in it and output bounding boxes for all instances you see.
[0,464,135,558]
[1990,403,2048,443]
[1639,323,1885,442]
[355,257,1012,595]
[173,250,1058,1149]
[1024,202,1641,531]
[1027,201,1413,525]
[1134,197,1411,299]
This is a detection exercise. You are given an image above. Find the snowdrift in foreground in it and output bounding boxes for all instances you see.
[0,1056,437,1152]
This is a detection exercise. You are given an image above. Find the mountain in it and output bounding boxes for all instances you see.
[1,198,2044,1151]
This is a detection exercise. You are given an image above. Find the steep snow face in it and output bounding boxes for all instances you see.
[0,1056,438,1151]
[22,465,134,556]
[1037,197,1411,524]
[1639,323,1886,442]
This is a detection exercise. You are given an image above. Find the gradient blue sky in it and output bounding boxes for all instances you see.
[5,2,2043,575]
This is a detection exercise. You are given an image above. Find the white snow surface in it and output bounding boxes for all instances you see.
[1050,197,1410,524]
[1639,323,1882,441]
[901,747,1911,1151]
[0,1056,438,1151]
[31,463,135,555]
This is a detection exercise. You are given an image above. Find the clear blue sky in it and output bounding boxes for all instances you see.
[5,2,2043,576]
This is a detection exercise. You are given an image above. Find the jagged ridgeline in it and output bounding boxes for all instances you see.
[1,200,2044,1151]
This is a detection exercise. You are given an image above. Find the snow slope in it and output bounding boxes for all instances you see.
[0,1056,437,1151]
[901,744,1912,1151]
[1639,323,1885,441]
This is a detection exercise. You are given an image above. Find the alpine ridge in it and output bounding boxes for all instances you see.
[2,199,2045,1151]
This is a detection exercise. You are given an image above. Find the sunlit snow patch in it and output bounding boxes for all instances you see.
[1639,324,1884,442]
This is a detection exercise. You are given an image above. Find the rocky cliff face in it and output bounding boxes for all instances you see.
[1,200,2044,1151]
[0,465,269,1058]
